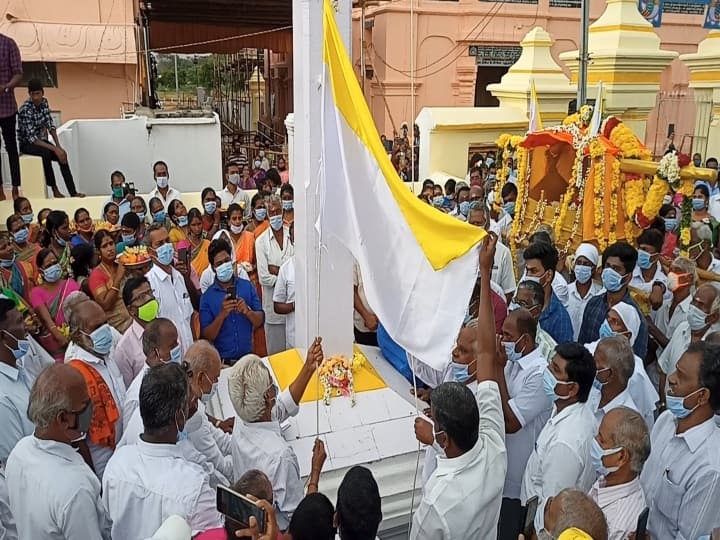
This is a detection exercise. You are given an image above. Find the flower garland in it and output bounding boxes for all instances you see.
[509,147,530,274]
[318,352,366,406]
[611,160,622,244]
[638,176,669,227]
[590,139,606,251]
[679,196,692,257]
[624,177,644,221]
[608,122,652,160]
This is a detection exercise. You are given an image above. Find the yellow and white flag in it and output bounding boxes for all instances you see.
[529,80,543,132]
[319,0,485,370]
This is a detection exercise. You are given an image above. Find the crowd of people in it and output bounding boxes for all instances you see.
[1,125,720,540]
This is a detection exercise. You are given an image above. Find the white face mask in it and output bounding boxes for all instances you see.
[156,175,169,189]
[228,173,240,185]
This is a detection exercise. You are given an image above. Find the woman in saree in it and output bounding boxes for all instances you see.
[70,208,95,247]
[0,231,32,304]
[188,207,211,276]
[130,196,149,242]
[88,230,131,333]
[168,199,190,247]
[13,197,40,244]
[245,192,269,239]
[30,248,80,361]
[201,187,221,237]
[103,201,120,229]
[40,211,74,280]
[7,213,40,287]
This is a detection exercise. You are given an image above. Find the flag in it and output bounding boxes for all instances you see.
[529,80,543,132]
[319,0,485,371]
[638,0,663,27]
[589,81,604,137]
[705,0,720,28]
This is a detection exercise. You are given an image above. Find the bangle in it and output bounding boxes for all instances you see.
[110,286,120,292]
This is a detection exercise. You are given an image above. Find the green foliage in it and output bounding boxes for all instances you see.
[155,54,215,91]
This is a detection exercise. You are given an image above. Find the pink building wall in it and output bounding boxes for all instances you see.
[353,0,709,154]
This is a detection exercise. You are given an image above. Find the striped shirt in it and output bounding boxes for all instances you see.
[589,477,646,540]
[17,97,54,146]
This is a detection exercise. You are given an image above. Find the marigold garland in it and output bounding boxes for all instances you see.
[640,176,669,224]
[611,160,622,244]
[624,179,644,221]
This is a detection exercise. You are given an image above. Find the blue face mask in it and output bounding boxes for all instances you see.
[269,214,284,231]
[687,304,710,332]
[21,213,33,225]
[83,323,113,355]
[451,361,471,383]
[204,201,217,215]
[599,319,616,339]
[459,201,470,217]
[637,249,654,270]
[55,234,67,247]
[542,367,574,402]
[42,263,62,283]
[692,197,706,211]
[254,208,267,221]
[154,242,175,266]
[431,196,444,208]
[502,335,526,362]
[601,267,626,293]
[215,261,234,283]
[574,264,593,284]
[503,201,516,217]
[136,211,146,221]
[201,373,219,404]
[2,330,30,360]
[176,215,188,227]
[664,217,678,232]
[121,234,136,246]
[0,254,15,268]
[591,437,622,476]
[170,344,182,364]
[13,228,29,244]
[153,211,166,224]
[666,388,703,419]
[281,200,294,211]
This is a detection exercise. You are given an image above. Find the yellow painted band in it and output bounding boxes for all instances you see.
[690,70,720,82]
[570,72,661,84]
[323,0,485,271]
[588,24,655,33]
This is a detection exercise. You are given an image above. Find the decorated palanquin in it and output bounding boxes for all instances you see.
[496,107,718,263]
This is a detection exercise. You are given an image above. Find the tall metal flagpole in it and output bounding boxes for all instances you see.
[577,0,589,110]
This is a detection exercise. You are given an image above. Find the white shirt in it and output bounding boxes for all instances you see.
[0,362,33,463]
[218,186,251,218]
[651,295,691,356]
[67,346,126,480]
[273,257,295,349]
[22,336,54,385]
[640,412,720,540]
[492,241,517,296]
[0,466,15,540]
[552,272,570,307]
[703,256,720,275]
[146,264,194,354]
[255,226,294,326]
[411,381,506,540]
[587,386,640,430]
[658,321,720,376]
[520,401,597,504]
[567,280,604,340]
[102,439,223,540]
[147,186,182,211]
[353,262,376,333]
[231,389,300,531]
[589,476,646,540]
[6,436,111,539]
[185,400,234,484]
[114,320,146,387]
[630,263,669,299]
[122,365,149,432]
[490,213,512,240]
[503,347,553,499]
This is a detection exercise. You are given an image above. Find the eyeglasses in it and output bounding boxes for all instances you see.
[511,298,541,310]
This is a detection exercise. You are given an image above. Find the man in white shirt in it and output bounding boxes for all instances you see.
[218,161,251,218]
[589,407,650,540]
[641,342,720,539]
[0,298,34,463]
[411,234,506,540]
[122,317,180,430]
[587,336,643,429]
[145,223,197,354]
[568,243,604,340]
[534,488,608,540]
[649,257,694,359]
[467,205,516,302]
[521,342,597,504]
[115,276,159,387]
[103,363,223,540]
[6,364,112,539]
[335,466,382,540]
[629,229,669,306]
[228,339,326,530]
[688,221,720,275]
[494,308,552,539]
[148,160,182,211]
[273,255,295,350]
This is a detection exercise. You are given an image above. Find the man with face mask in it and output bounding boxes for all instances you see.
[659,283,720,384]
[534,488,608,540]
[103,363,223,540]
[688,221,720,276]
[148,160,181,211]
[589,407,650,540]
[521,342,597,503]
[494,308,552,540]
[219,161,252,219]
[641,342,720,540]
[66,299,126,479]
[6,363,111,538]
[568,243,603,341]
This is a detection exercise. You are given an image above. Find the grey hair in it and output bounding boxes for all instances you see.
[709,283,720,314]
[517,280,544,307]
[462,318,479,353]
[267,194,282,209]
[234,469,273,502]
[228,354,273,423]
[609,407,651,475]
[671,257,697,286]
[691,221,713,244]
[184,339,221,374]
[27,364,80,432]
[596,336,634,387]
[141,318,176,356]
[551,489,608,540]
[62,291,90,323]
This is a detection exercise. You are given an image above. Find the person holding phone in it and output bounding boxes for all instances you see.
[200,238,263,365]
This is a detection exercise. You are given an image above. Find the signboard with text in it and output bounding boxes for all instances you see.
[468,45,523,66]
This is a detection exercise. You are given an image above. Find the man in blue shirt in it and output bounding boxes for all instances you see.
[522,241,573,344]
[200,238,264,364]
[578,241,648,359]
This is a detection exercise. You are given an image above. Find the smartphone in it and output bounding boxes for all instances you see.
[522,496,539,538]
[226,284,237,300]
[635,507,649,540]
[217,485,266,533]
[177,247,188,266]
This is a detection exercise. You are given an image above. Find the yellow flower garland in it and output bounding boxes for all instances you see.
[641,176,669,222]
[611,160,622,244]
[624,179,644,221]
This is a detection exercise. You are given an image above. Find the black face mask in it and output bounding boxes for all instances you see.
[68,400,94,435]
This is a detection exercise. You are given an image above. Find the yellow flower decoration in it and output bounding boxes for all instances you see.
[623,179,644,220]
[641,176,669,222]
[562,112,581,126]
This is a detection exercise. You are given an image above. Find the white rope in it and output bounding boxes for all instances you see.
[407,351,422,536]
[409,0,416,192]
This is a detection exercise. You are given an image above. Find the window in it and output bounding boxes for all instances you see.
[20,62,58,88]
